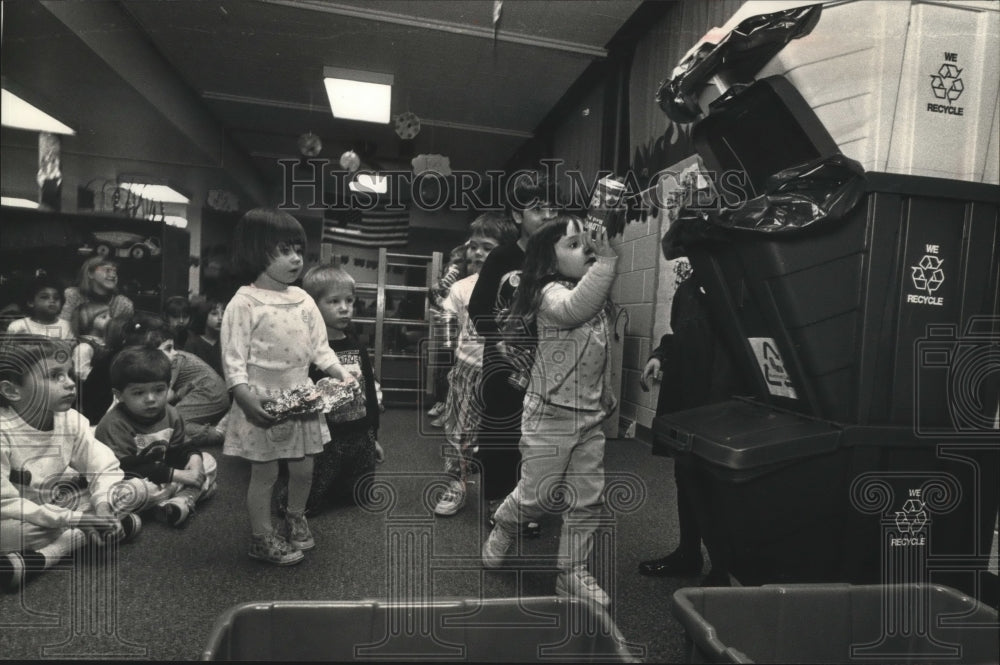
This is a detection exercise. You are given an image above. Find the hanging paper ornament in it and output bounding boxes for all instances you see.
[298,132,323,157]
[411,154,452,176]
[340,150,361,172]
[394,112,421,140]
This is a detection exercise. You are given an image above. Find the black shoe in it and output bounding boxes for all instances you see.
[638,549,703,577]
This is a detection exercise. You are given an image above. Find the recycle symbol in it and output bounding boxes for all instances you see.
[930,63,963,103]
[895,499,928,534]
[911,254,945,294]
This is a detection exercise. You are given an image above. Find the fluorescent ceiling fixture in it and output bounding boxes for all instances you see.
[1,196,39,209]
[1,89,75,135]
[349,173,388,194]
[323,67,393,124]
[119,182,190,204]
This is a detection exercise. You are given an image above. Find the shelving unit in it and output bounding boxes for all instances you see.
[351,248,442,406]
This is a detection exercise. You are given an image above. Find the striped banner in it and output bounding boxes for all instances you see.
[323,204,409,247]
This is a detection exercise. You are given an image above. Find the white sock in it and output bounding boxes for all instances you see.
[37,528,86,567]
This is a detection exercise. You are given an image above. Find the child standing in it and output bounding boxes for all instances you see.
[434,213,518,516]
[427,243,469,420]
[6,276,74,340]
[70,302,111,381]
[481,216,619,607]
[222,208,357,566]
[467,172,558,520]
[1,334,141,591]
[95,347,217,527]
[298,265,380,514]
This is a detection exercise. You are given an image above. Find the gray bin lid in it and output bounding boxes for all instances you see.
[652,399,842,472]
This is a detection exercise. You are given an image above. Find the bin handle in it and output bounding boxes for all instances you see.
[671,428,693,452]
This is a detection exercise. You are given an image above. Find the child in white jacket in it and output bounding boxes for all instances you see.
[1,334,140,591]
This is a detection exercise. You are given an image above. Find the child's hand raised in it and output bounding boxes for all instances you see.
[583,224,617,259]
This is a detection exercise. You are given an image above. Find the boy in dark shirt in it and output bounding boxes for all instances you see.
[298,265,381,514]
[95,347,217,526]
[467,171,558,518]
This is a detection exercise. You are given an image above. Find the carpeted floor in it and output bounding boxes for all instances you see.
[0,407,701,662]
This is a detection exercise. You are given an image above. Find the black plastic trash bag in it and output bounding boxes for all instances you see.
[657,3,822,123]
[662,154,866,258]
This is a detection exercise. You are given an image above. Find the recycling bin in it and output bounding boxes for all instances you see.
[671,0,1000,184]
[652,399,853,585]
[653,400,999,597]
[683,173,999,427]
[672,583,999,664]
[201,596,639,662]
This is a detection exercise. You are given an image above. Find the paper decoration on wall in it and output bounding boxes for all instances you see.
[207,189,239,212]
[394,112,421,140]
[323,202,410,248]
[38,132,62,210]
[298,132,323,157]
[411,154,452,176]
[340,150,361,172]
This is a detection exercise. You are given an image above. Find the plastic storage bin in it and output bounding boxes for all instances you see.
[684,173,999,427]
[201,596,639,662]
[687,0,1000,184]
[672,583,999,664]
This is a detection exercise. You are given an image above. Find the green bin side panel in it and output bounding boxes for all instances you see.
[688,174,1000,427]
[203,598,637,662]
[673,584,999,664]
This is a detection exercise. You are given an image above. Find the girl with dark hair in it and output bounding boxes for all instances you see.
[481,215,619,608]
[221,208,357,566]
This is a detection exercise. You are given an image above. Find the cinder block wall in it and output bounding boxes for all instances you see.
[612,212,666,433]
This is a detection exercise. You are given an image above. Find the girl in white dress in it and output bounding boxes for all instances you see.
[221,208,357,566]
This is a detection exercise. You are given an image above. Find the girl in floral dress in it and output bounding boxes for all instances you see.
[221,208,357,566]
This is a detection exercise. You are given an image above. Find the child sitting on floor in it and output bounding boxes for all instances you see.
[95,347,217,527]
[70,301,111,382]
[6,275,74,340]
[0,334,141,591]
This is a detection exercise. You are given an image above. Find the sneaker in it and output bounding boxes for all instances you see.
[427,401,446,417]
[487,502,541,538]
[555,565,610,607]
[284,511,315,551]
[248,532,303,566]
[481,523,516,569]
[117,513,142,543]
[433,480,466,516]
[1,552,26,592]
[155,498,192,527]
[201,481,218,502]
